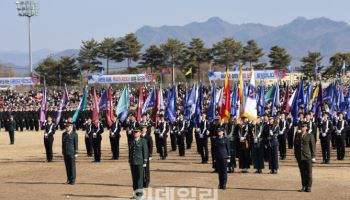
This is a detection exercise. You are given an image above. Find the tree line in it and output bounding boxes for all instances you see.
[34,33,349,85]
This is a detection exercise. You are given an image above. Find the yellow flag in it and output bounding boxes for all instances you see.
[185,67,192,76]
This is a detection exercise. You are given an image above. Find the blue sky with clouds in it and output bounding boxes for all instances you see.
[1,0,349,51]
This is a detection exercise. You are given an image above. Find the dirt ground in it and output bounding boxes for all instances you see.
[0,130,349,200]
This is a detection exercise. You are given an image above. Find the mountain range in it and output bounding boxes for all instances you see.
[2,16,350,74]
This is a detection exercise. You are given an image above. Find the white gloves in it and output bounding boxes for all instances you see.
[74,154,78,158]
[312,158,316,163]
[143,164,146,167]
[149,157,152,161]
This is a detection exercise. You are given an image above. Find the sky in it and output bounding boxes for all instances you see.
[1,0,349,52]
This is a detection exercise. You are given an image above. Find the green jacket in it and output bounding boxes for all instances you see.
[129,137,148,165]
[62,131,78,155]
[294,132,315,161]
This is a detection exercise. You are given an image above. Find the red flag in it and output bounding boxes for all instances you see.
[153,88,159,127]
[220,68,231,123]
[283,85,290,113]
[92,87,99,126]
[136,85,144,122]
[106,87,115,127]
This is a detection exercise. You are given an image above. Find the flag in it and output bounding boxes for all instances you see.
[291,83,300,125]
[282,85,290,113]
[92,87,100,126]
[185,67,192,76]
[242,68,257,121]
[220,68,231,123]
[153,88,159,126]
[39,87,47,126]
[239,64,244,116]
[257,83,265,116]
[305,83,313,113]
[106,87,115,127]
[72,86,87,123]
[230,84,237,116]
[136,85,144,122]
[194,82,203,126]
[166,85,177,123]
[207,83,216,122]
[186,84,196,119]
[115,87,129,122]
[264,86,275,102]
[347,86,350,120]
[98,89,108,111]
[287,88,297,113]
[55,85,69,125]
[315,83,323,119]
[142,86,155,114]
[183,84,188,120]
[158,84,165,112]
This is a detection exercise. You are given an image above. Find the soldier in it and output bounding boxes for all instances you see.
[125,114,139,146]
[319,113,332,164]
[198,113,210,164]
[214,127,230,190]
[263,117,280,174]
[186,116,194,149]
[129,128,148,199]
[141,125,153,188]
[305,113,317,146]
[278,113,289,160]
[169,119,178,152]
[252,117,265,174]
[294,122,316,192]
[84,118,93,157]
[92,119,104,162]
[8,115,16,145]
[33,106,39,131]
[331,111,338,149]
[210,117,221,172]
[238,117,251,173]
[44,116,56,162]
[156,114,169,160]
[287,113,294,149]
[62,122,78,185]
[176,113,186,157]
[227,116,237,172]
[110,117,122,160]
[335,112,347,160]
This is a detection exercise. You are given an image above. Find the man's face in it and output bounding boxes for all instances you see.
[301,126,307,132]
[66,125,72,132]
[48,117,52,123]
[133,131,141,138]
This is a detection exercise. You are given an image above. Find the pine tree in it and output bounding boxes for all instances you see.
[268,46,291,70]
[78,39,102,73]
[241,40,264,68]
[212,38,242,69]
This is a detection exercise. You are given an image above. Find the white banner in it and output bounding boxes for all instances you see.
[87,73,156,84]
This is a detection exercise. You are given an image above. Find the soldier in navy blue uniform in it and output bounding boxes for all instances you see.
[109,118,122,160]
[252,118,265,174]
[198,113,210,163]
[331,111,338,149]
[169,120,178,151]
[156,114,169,160]
[210,117,220,172]
[214,127,230,190]
[335,112,347,160]
[287,113,294,149]
[141,125,153,188]
[91,120,104,162]
[238,117,252,173]
[263,117,280,174]
[318,113,332,164]
[186,116,194,149]
[44,116,56,162]
[125,114,139,146]
[84,118,93,157]
[278,113,289,160]
[176,113,186,156]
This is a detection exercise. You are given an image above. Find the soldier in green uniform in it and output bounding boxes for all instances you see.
[129,128,149,199]
[62,122,78,185]
[294,122,316,192]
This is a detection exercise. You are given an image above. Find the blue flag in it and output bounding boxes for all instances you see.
[207,83,216,122]
[165,85,177,123]
[194,83,203,126]
[142,87,155,114]
[257,83,265,117]
[99,89,108,111]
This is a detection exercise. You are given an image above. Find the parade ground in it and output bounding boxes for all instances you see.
[0,131,349,200]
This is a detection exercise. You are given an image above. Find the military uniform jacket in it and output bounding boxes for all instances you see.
[318,119,332,138]
[110,121,121,138]
[44,122,56,139]
[62,131,78,155]
[129,138,149,165]
[7,120,16,131]
[141,134,153,158]
[156,121,169,138]
[262,124,279,147]
[279,119,289,135]
[335,120,347,139]
[214,136,231,160]
[125,120,139,136]
[92,122,104,139]
[177,119,187,136]
[306,120,317,136]
[198,120,209,139]
[294,132,316,161]
[85,123,93,138]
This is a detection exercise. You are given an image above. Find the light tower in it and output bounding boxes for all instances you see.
[16,0,39,76]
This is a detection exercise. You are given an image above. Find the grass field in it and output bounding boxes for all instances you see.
[0,130,349,200]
